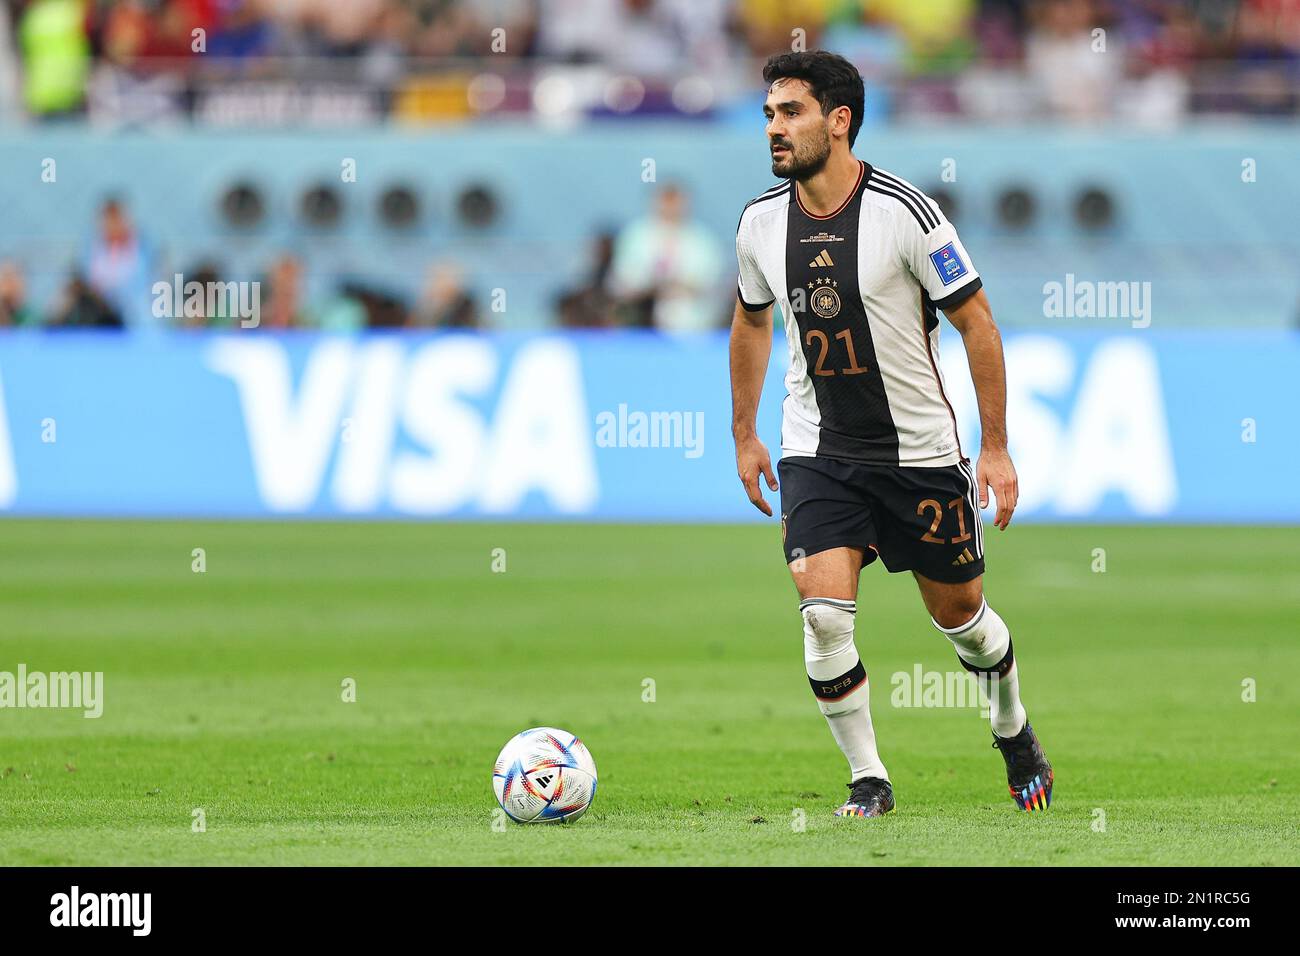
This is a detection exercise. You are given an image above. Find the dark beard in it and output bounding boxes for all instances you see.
[770,129,832,180]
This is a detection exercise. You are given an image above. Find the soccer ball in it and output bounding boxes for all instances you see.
[492,727,598,824]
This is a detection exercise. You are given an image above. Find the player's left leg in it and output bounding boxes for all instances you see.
[913,571,1053,811]
[913,572,1024,737]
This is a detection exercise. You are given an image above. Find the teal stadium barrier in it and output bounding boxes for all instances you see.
[1,126,1297,330]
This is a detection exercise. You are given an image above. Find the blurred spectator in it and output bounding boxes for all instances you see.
[1024,0,1123,123]
[201,0,279,68]
[408,0,478,59]
[556,229,617,328]
[49,271,123,328]
[870,0,978,75]
[145,0,218,63]
[534,0,623,64]
[1116,2,1195,127]
[88,0,191,125]
[312,0,391,56]
[314,291,368,331]
[0,1,20,121]
[331,282,406,328]
[1234,0,1300,115]
[258,253,309,329]
[17,0,92,118]
[605,0,690,81]
[83,196,157,329]
[174,260,226,329]
[409,262,479,329]
[610,182,722,333]
[101,0,151,67]
[734,0,830,59]
[0,260,38,326]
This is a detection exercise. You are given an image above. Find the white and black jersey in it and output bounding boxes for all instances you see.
[736,160,982,468]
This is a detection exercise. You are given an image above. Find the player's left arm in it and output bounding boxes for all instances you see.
[895,193,1018,530]
[944,288,1018,530]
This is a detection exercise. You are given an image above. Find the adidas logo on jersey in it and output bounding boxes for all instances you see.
[951,548,977,566]
[808,249,834,268]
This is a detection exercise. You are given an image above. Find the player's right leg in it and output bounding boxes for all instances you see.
[792,548,894,817]
[779,456,894,818]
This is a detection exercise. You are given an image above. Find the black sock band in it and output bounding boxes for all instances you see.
[956,637,1015,678]
[809,660,866,701]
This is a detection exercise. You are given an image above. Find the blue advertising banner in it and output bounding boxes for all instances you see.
[0,330,1294,522]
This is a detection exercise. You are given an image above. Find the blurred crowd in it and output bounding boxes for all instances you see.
[0,184,731,332]
[0,0,1297,124]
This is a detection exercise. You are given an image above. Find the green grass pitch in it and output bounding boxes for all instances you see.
[0,519,1296,866]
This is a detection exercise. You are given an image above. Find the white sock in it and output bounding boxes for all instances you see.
[932,600,1026,739]
[801,598,888,781]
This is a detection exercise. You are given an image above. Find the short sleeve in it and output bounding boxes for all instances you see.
[898,200,982,310]
[735,214,775,311]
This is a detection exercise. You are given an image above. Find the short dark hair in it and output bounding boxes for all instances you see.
[762,51,865,147]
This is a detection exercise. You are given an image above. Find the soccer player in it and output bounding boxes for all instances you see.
[729,51,1053,817]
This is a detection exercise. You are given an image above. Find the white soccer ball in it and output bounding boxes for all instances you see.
[492,727,598,824]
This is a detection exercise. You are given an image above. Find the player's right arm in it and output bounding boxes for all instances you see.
[729,298,778,516]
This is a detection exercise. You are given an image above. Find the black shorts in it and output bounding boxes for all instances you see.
[778,455,985,584]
